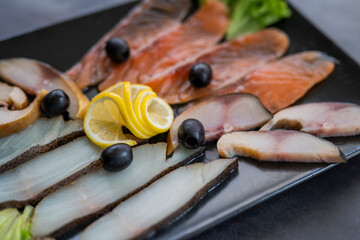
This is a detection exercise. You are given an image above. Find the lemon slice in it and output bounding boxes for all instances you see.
[102,82,125,96]
[141,96,174,133]
[134,89,157,134]
[122,82,154,137]
[84,92,137,148]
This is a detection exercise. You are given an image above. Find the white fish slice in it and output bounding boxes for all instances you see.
[260,102,360,137]
[31,143,204,238]
[0,116,83,173]
[80,158,237,240]
[217,130,346,163]
[167,93,272,156]
[0,137,102,209]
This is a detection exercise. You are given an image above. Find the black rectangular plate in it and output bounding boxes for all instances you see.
[0,1,359,240]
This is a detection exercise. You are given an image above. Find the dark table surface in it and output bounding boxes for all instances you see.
[0,1,359,240]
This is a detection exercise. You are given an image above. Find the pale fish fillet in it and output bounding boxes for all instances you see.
[217,130,346,163]
[0,116,83,173]
[67,0,191,89]
[167,93,272,156]
[0,58,89,118]
[0,137,102,209]
[80,158,237,240]
[260,102,360,137]
[31,143,204,237]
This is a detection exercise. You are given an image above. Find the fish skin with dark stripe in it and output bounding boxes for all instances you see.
[80,158,238,240]
[0,117,84,174]
[31,143,204,238]
[0,137,102,209]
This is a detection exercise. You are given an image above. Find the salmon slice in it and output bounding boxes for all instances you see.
[220,51,335,113]
[155,28,289,104]
[67,0,191,89]
[98,0,229,91]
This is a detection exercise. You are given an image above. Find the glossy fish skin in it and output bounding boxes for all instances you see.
[67,0,191,89]
[260,102,360,137]
[217,130,346,163]
[167,93,272,156]
[220,51,335,113]
[0,137,102,209]
[80,158,237,240]
[0,58,89,118]
[153,28,289,104]
[31,143,204,238]
[0,116,84,174]
[98,0,230,91]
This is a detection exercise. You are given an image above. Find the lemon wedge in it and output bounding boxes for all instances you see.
[84,92,138,148]
[141,96,174,133]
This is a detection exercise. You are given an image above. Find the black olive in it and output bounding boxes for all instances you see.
[105,38,130,63]
[178,119,205,149]
[189,62,212,88]
[41,89,70,117]
[101,143,133,172]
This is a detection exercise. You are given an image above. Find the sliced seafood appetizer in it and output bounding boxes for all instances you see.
[0,116,83,173]
[167,93,272,156]
[0,137,102,209]
[0,90,46,138]
[0,58,89,118]
[98,0,230,91]
[80,158,237,240]
[260,102,360,137]
[220,51,335,113]
[67,0,191,89]
[0,81,28,110]
[155,28,289,104]
[217,130,346,163]
[31,143,204,237]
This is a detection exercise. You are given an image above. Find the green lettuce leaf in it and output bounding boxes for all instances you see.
[200,0,291,39]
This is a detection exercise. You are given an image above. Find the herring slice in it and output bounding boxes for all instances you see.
[260,102,360,137]
[217,130,346,163]
[167,93,272,156]
[31,143,204,238]
[80,158,237,240]
[0,58,89,118]
[0,116,83,173]
[0,137,102,209]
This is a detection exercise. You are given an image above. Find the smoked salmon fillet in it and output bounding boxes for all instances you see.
[98,0,229,91]
[220,51,335,113]
[66,0,191,89]
[154,28,289,104]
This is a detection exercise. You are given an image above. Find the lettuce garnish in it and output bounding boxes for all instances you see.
[201,0,292,39]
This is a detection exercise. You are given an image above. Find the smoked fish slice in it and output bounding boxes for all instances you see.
[220,51,335,113]
[67,0,191,89]
[98,0,230,91]
[155,28,289,104]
